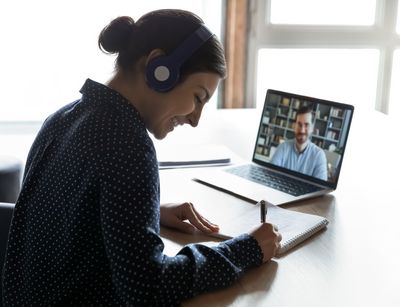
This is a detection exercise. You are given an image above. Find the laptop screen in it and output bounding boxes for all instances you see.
[253,89,354,188]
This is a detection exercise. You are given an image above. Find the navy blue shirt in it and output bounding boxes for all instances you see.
[2,79,262,306]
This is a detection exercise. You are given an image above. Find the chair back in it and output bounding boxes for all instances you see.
[0,202,15,307]
[0,157,22,203]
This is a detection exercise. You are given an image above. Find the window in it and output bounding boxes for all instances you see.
[398,3,400,33]
[0,0,222,122]
[246,0,400,116]
[389,49,400,115]
[270,0,376,25]
[256,49,379,113]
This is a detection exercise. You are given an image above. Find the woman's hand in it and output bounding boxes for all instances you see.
[160,202,219,234]
[249,223,282,262]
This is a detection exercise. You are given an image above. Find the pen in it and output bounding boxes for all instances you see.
[259,200,267,223]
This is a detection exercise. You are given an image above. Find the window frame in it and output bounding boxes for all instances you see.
[244,0,400,113]
[221,0,248,108]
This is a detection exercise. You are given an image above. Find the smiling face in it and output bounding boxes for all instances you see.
[147,72,220,139]
[294,111,314,151]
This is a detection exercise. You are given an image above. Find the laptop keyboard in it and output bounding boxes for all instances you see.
[225,164,323,196]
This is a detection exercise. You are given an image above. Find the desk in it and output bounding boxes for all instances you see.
[157,108,400,307]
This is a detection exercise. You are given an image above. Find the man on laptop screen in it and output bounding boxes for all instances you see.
[195,89,354,205]
[270,105,328,180]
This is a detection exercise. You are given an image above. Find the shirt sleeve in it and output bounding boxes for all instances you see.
[313,149,328,180]
[98,140,263,306]
[270,143,284,166]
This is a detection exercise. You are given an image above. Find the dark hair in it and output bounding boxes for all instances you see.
[98,10,226,81]
[296,105,314,122]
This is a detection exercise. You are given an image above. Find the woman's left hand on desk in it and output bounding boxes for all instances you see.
[160,202,220,234]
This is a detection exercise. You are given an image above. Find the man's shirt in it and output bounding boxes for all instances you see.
[270,139,328,180]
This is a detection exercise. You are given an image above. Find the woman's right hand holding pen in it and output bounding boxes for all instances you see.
[249,200,282,262]
[249,223,282,262]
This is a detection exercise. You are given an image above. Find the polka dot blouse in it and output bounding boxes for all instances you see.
[2,79,263,306]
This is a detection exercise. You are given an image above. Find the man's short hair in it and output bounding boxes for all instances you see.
[296,105,314,122]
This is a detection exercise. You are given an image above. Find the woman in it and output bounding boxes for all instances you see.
[2,9,281,306]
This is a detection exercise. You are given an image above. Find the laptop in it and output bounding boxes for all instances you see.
[194,89,354,205]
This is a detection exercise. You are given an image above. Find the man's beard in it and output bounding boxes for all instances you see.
[296,133,308,144]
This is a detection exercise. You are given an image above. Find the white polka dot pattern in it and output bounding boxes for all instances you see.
[2,79,263,306]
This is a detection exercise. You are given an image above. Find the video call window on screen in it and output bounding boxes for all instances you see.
[255,93,352,182]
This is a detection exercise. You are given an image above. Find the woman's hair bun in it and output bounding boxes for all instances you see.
[98,16,135,54]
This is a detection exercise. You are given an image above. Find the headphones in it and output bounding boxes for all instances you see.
[145,25,214,92]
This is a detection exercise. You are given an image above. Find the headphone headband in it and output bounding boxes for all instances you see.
[169,25,214,65]
[146,25,214,92]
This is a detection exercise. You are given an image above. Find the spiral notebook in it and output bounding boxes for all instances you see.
[206,202,328,256]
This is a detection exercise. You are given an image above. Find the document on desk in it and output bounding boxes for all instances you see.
[157,144,232,169]
[207,202,329,256]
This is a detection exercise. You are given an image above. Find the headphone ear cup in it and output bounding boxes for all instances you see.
[145,56,180,92]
